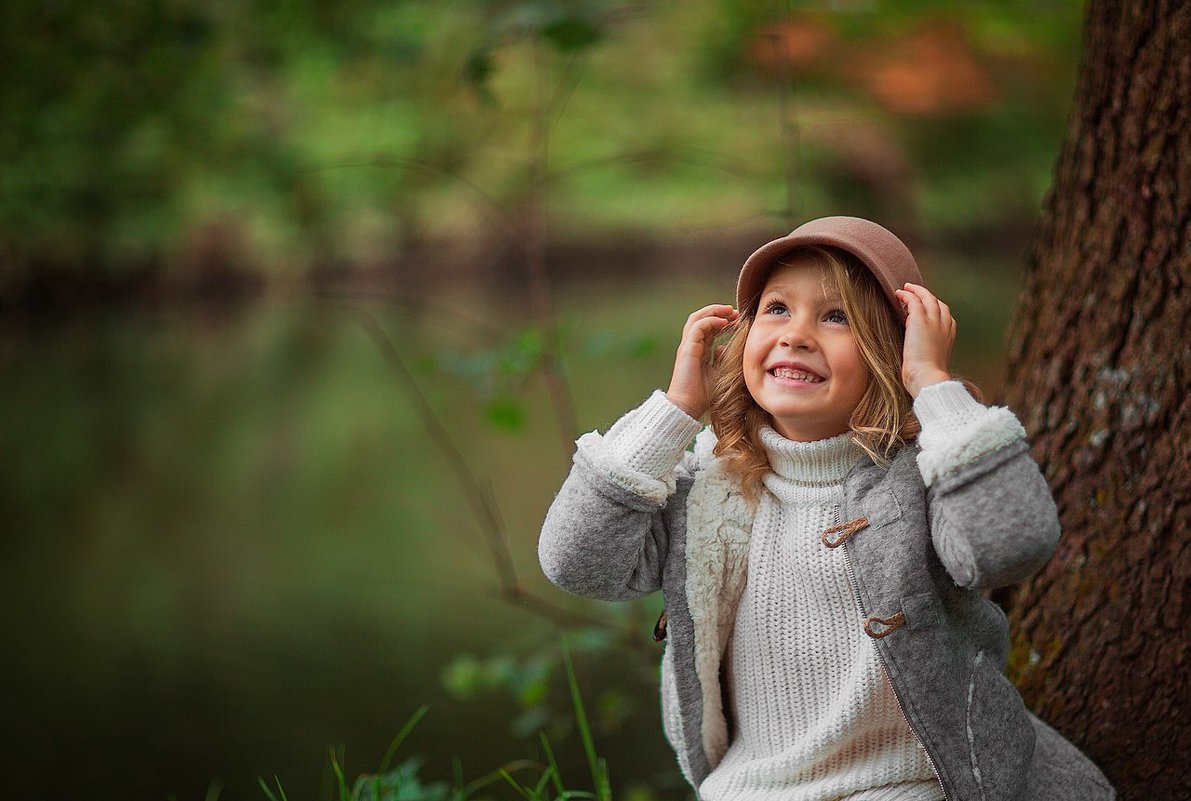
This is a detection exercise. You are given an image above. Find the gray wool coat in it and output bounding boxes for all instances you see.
[539,415,1115,801]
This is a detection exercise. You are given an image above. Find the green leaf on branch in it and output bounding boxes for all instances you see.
[541,17,602,52]
[485,397,526,431]
[442,653,485,699]
[627,334,657,359]
[502,327,546,375]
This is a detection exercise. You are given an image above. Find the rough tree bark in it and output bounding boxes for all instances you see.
[1001,2,1189,798]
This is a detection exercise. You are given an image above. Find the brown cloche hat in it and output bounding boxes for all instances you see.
[736,216,922,324]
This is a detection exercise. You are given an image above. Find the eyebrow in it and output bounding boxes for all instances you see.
[760,286,843,304]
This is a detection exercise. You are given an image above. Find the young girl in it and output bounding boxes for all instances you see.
[539,216,1114,801]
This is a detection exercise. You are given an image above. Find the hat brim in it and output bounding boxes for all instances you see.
[735,217,922,324]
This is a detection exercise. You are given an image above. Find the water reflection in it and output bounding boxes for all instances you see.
[0,286,703,801]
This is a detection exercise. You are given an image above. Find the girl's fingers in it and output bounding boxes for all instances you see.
[668,305,736,418]
[683,308,737,346]
[897,283,958,397]
[902,283,936,300]
[684,304,737,328]
[686,313,735,343]
[690,308,737,326]
[906,285,943,320]
[899,285,953,325]
[895,288,924,318]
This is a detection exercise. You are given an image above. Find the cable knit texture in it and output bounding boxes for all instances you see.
[698,429,940,801]
[605,390,702,479]
[571,391,701,506]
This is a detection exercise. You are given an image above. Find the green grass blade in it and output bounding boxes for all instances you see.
[273,775,289,801]
[538,732,565,795]
[379,704,430,775]
[204,779,223,801]
[466,759,541,796]
[329,746,350,801]
[596,758,611,801]
[257,777,280,801]
[498,768,534,801]
[531,765,555,798]
[562,640,606,800]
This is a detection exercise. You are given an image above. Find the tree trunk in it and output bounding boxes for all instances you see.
[1001,1,1190,798]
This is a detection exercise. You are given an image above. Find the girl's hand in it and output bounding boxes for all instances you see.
[894,283,955,398]
[665,304,738,419]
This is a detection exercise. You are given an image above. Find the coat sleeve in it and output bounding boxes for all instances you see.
[914,381,1061,590]
[538,391,701,601]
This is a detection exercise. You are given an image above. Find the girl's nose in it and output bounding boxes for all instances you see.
[778,315,816,350]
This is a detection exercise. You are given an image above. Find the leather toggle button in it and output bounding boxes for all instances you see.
[822,516,869,548]
[864,611,906,638]
[653,609,668,642]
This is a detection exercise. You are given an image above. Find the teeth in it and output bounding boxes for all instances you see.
[772,367,823,382]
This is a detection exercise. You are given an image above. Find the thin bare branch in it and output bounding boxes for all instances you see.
[354,308,507,540]
[351,306,612,635]
[527,38,579,461]
[478,477,518,591]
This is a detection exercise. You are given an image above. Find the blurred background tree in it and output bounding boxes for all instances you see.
[8,1,1165,800]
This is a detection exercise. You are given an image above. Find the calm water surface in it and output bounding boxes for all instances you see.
[0,283,709,801]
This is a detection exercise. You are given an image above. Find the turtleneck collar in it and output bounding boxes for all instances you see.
[759,425,863,505]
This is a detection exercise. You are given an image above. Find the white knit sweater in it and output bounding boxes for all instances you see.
[607,382,995,801]
[698,425,941,801]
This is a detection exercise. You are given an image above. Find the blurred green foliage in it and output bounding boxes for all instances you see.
[1,0,1082,293]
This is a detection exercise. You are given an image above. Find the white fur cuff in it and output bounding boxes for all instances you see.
[915,406,1027,486]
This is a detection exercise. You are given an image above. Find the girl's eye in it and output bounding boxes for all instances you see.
[824,308,848,324]
[763,300,788,316]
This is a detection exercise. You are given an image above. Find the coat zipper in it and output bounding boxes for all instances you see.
[834,506,951,801]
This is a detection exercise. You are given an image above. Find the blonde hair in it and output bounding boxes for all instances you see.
[709,245,945,500]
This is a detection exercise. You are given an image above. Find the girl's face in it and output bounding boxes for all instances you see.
[743,260,871,442]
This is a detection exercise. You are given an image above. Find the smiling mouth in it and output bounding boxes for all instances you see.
[769,367,825,383]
